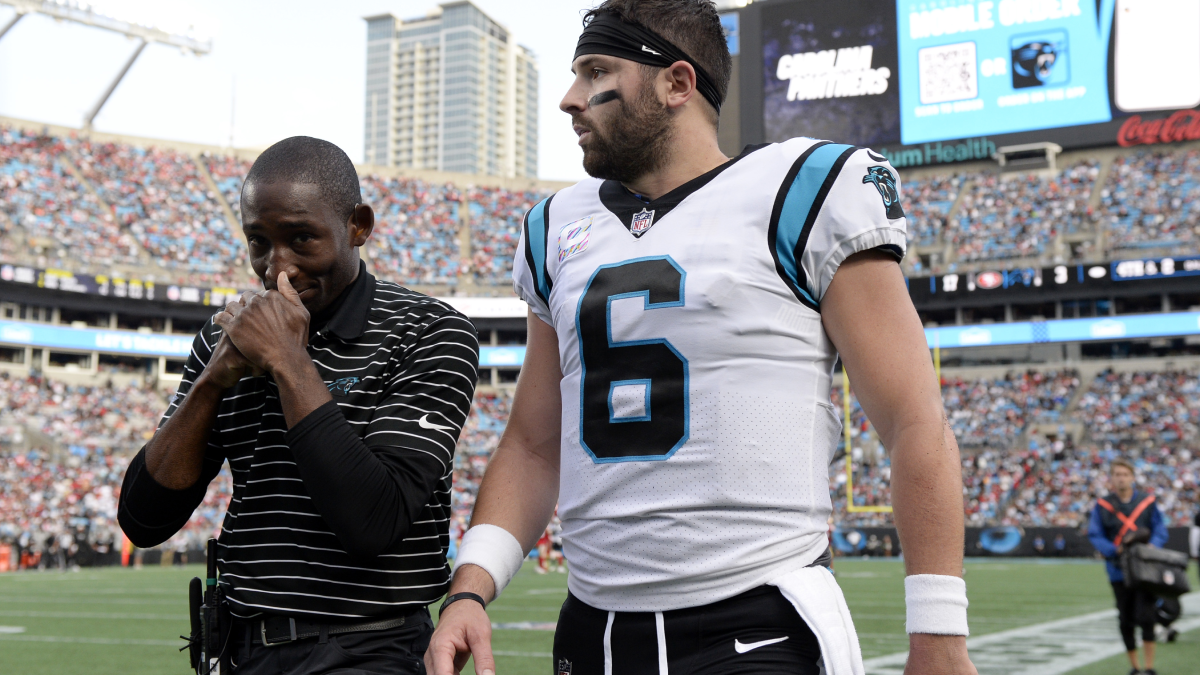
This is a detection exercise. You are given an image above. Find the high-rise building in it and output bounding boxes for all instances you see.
[364,2,538,178]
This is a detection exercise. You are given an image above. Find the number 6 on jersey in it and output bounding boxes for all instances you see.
[576,257,689,462]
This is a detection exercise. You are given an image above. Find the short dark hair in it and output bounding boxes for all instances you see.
[584,0,732,123]
[1111,458,1135,475]
[243,136,362,223]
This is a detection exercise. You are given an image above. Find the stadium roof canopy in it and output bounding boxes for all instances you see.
[0,0,212,128]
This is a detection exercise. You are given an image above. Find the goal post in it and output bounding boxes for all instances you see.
[841,339,941,513]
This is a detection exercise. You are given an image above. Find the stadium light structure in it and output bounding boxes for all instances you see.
[0,0,212,129]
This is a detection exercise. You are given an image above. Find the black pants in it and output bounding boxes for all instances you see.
[1111,582,1155,652]
[228,611,432,674]
[553,586,822,675]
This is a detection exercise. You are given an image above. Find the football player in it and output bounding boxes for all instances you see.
[427,1,976,674]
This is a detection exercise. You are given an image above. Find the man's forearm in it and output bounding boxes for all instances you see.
[272,356,332,428]
[144,373,225,490]
[451,442,560,601]
[890,419,965,576]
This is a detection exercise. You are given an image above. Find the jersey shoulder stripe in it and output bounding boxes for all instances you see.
[768,141,857,311]
[521,195,555,305]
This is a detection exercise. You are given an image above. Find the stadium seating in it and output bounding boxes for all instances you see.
[903,173,963,248]
[202,152,253,220]
[73,139,246,285]
[465,186,551,285]
[0,126,141,270]
[1101,148,1200,251]
[361,175,463,286]
[0,374,229,565]
[948,161,1098,262]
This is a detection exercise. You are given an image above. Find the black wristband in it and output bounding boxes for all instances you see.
[439,592,487,615]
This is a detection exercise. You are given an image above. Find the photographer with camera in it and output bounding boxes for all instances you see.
[1087,458,1168,675]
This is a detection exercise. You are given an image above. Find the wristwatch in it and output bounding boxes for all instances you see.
[439,592,487,615]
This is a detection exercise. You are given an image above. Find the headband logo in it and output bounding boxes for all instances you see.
[641,45,661,56]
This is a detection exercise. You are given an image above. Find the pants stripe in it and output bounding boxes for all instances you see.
[603,611,615,675]
[655,611,668,675]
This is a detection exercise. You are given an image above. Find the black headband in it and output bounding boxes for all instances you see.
[574,12,724,114]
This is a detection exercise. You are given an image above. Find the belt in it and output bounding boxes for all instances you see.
[240,614,409,647]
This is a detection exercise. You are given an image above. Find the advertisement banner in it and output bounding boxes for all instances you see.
[743,0,1200,163]
[0,263,247,307]
[761,0,900,146]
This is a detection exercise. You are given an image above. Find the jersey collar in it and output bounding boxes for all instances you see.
[309,259,375,341]
[598,144,769,236]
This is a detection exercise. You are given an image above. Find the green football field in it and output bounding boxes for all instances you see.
[1,559,1197,674]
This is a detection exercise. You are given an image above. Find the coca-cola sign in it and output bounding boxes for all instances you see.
[1117,111,1200,147]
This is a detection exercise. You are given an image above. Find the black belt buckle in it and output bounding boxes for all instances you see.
[260,617,298,647]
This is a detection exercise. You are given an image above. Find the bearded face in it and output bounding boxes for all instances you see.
[575,72,675,183]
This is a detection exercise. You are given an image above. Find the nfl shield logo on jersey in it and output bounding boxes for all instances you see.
[557,658,573,675]
[630,208,655,237]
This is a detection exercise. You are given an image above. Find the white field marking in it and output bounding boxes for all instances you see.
[0,634,178,646]
[524,588,568,595]
[492,622,557,631]
[0,610,187,620]
[864,592,1200,675]
[0,626,25,634]
[494,650,554,657]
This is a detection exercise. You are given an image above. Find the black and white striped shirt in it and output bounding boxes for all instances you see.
[119,267,479,619]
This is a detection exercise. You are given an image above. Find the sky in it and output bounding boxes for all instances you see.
[0,0,595,181]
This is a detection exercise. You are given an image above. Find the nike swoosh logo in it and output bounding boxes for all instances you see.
[418,415,454,431]
[641,45,661,56]
[734,636,789,654]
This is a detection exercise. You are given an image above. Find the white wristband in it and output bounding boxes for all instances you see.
[905,574,969,636]
[453,524,526,600]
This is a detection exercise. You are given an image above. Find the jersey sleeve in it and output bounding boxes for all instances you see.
[512,196,554,325]
[769,144,907,309]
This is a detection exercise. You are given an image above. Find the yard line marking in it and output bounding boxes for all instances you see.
[0,635,180,646]
[0,610,187,620]
[864,592,1200,675]
[0,626,25,634]
[492,621,557,631]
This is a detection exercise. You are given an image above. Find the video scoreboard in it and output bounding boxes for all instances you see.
[735,0,1200,166]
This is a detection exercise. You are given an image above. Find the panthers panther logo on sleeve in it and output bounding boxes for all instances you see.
[863,166,904,219]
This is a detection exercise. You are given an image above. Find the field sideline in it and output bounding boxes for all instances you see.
[1,559,1196,674]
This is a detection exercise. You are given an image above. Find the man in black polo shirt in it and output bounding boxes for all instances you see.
[118,137,479,674]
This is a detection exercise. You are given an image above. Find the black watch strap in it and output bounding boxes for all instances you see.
[439,592,487,615]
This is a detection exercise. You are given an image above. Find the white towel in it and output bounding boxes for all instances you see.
[769,566,865,675]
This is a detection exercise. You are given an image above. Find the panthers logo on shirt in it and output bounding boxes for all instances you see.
[326,376,360,397]
[513,139,907,611]
[863,165,904,220]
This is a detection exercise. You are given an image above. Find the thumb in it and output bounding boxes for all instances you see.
[277,272,302,306]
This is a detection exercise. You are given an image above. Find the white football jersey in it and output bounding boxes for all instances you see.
[512,139,907,611]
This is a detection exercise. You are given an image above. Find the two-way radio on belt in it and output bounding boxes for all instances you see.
[182,539,223,674]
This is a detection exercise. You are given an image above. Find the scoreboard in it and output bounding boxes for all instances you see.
[735,0,1200,167]
[909,255,1200,305]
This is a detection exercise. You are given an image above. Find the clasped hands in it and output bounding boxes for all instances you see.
[205,272,311,389]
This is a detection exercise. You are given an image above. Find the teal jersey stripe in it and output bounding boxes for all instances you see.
[775,143,855,306]
[527,197,551,302]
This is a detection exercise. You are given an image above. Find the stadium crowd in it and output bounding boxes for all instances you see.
[1,364,1197,563]
[3,123,1199,287]
[361,175,463,286]
[0,375,228,568]
[948,161,1098,262]
[74,139,246,286]
[0,126,140,271]
[465,186,552,285]
[1102,148,1200,251]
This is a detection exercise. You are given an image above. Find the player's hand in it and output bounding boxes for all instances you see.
[425,600,496,675]
[200,332,262,390]
[213,273,310,375]
[904,634,976,675]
